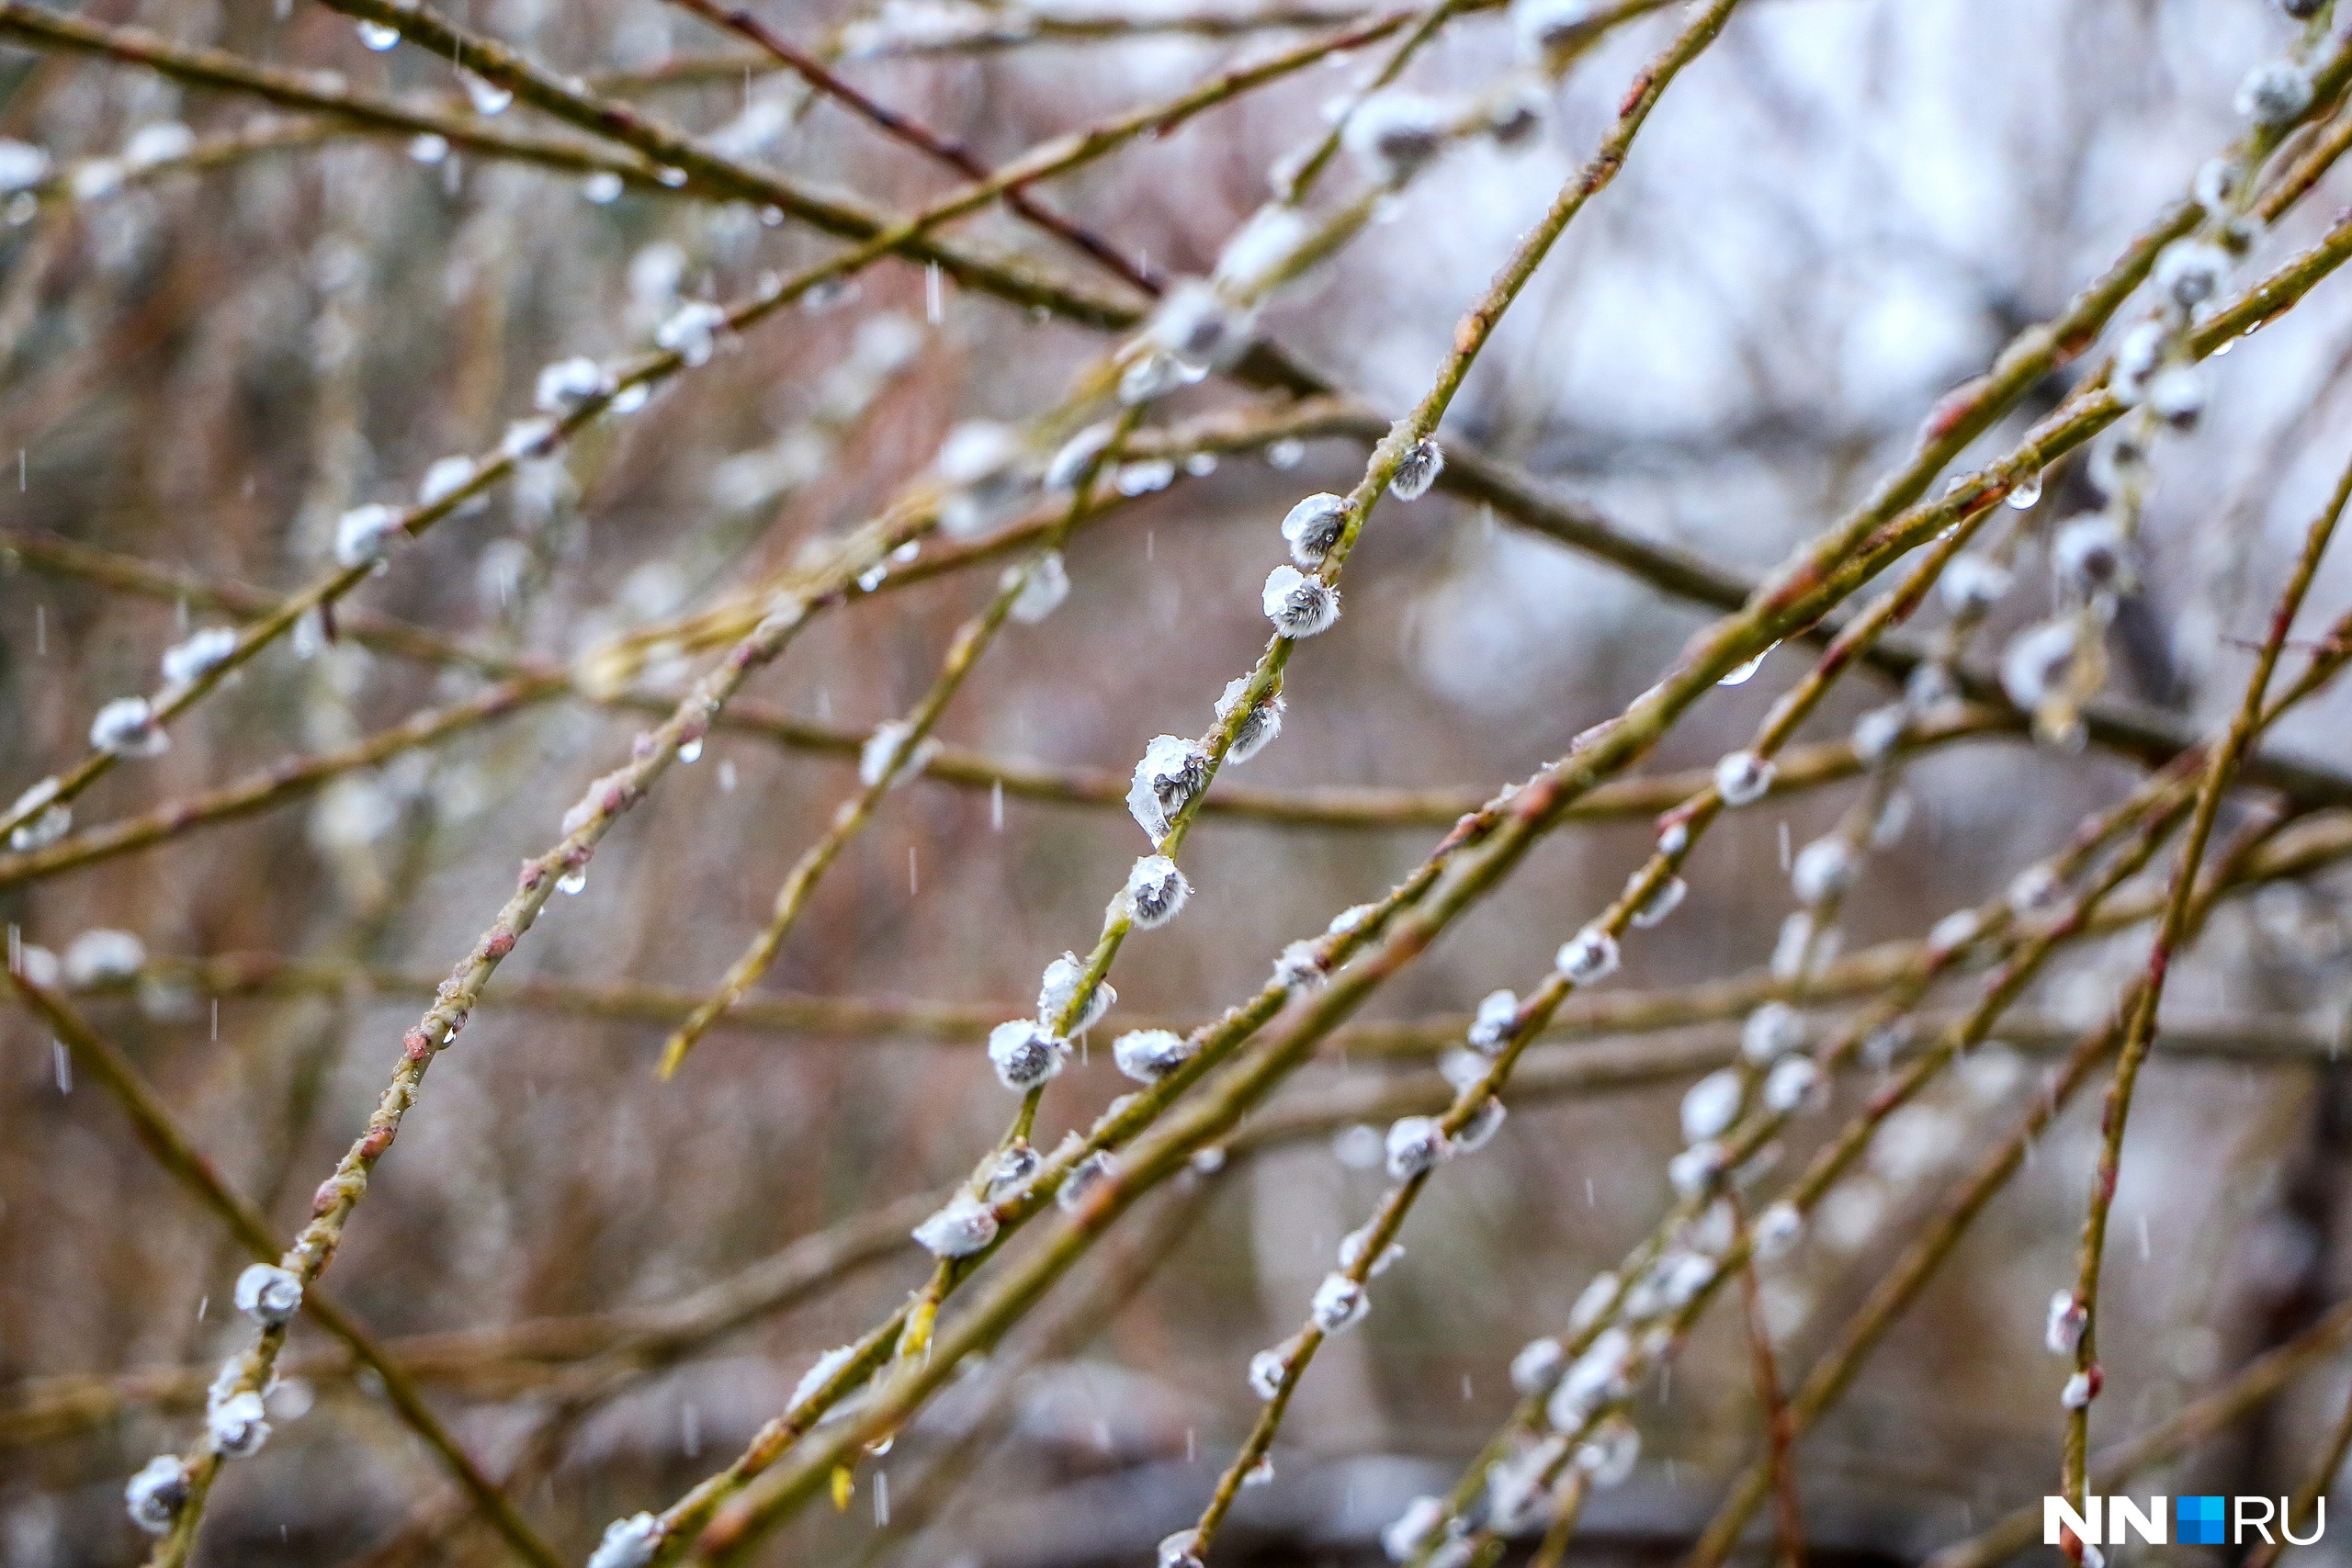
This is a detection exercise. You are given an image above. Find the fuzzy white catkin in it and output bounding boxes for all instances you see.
[334,502,400,570]
[2060,1371,2096,1409]
[655,300,728,367]
[208,1389,270,1457]
[2146,364,2206,431]
[1939,552,2012,614]
[90,696,168,758]
[1043,423,1114,492]
[2236,60,2313,126]
[1342,90,1453,185]
[1555,928,1620,984]
[1037,952,1113,1035]
[790,1345,856,1411]
[2047,1291,2087,1355]
[1215,674,1285,764]
[1127,734,1209,843]
[1310,1271,1371,1333]
[1453,1096,1507,1152]
[1214,205,1311,294]
[911,1195,999,1258]
[1281,492,1348,567]
[1762,1055,1817,1112]
[1680,1070,1743,1143]
[1007,551,1069,624]
[1713,750,1773,807]
[1754,1200,1804,1259]
[1262,563,1341,637]
[1058,1151,1116,1211]
[1741,1001,1804,1064]
[125,1454,188,1534]
[1389,438,1443,500]
[534,356,610,414]
[1248,1341,1293,1400]
[0,140,49,192]
[1632,874,1688,929]
[2154,241,2230,312]
[987,1020,1063,1090]
[233,1263,302,1326]
[1159,1529,1208,1568]
[587,1512,662,1568]
[1385,1115,1449,1178]
[1467,988,1519,1051]
[1145,278,1256,373]
[1382,1497,1450,1564]
[2053,514,2131,595]
[2000,618,2079,712]
[1113,1028,1194,1083]
[1125,854,1192,929]
[1510,1337,1566,1394]
[1791,837,1857,906]
[1338,1224,1405,1276]
[160,626,239,687]
[64,929,145,987]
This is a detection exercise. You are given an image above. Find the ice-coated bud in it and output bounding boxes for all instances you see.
[1385,1114,1450,1178]
[911,1194,999,1258]
[233,1262,302,1326]
[858,720,936,789]
[935,419,1021,488]
[2046,1290,2087,1355]
[1754,1200,1804,1259]
[1928,908,1983,954]
[534,355,611,414]
[1761,1055,1817,1113]
[2053,513,2132,596]
[1144,278,1256,374]
[655,300,728,367]
[1007,550,1070,624]
[1043,422,1115,492]
[1281,491,1349,567]
[1576,1416,1640,1488]
[64,928,145,987]
[1680,1069,1743,1143]
[1214,205,1312,295]
[1125,854,1192,929]
[1453,1095,1506,1153]
[1668,1140,1724,1196]
[1216,674,1285,763]
[988,1019,1064,1090]
[1791,837,1856,906]
[587,1512,662,1568]
[1038,952,1113,1036]
[1342,90,1454,185]
[1263,563,1340,637]
[160,626,239,687]
[1740,1001,1804,1064]
[2146,364,2206,432]
[1058,1150,1116,1211]
[1905,660,1961,716]
[2060,1368,2098,1409]
[1113,1028,1195,1083]
[417,454,479,509]
[1512,0,1597,61]
[2236,60,2313,126]
[208,1389,270,1457]
[8,784,68,851]
[1389,437,1443,501]
[1127,734,1209,844]
[1567,1273,1618,1333]
[1484,81,1547,148]
[1939,553,2012,615]
[1248,1339,1295,1399]
[2009,863,2065,914]
[1273,939,1327,991]
[334,502,401,570]
[2154,240,2230,313]
[1999,618,2080,712]
[1338,1223,1405,1276]
[1851,705,1906,765]
[125,1454,189,1534]
[1657,1250,1716,1306]
[1713,750,1773,807]
[1310,1271,1371,1333]
[89,695,168,759]
[1381,1496,1450,1563]
[1159,1529,1207,1568]
[1510,1336,1566,1394]
[1555,928,1620,985]
[1467,988,1520,1053]
[1547,1326,1632,1430]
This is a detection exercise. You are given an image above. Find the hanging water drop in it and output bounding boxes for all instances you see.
[678,738,704,763]
[2006,469,2042,510]
[556,868,587,895]
[356,19,400,49]
[1719,643,1776,686]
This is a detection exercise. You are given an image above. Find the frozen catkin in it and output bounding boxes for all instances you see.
[89,696,167,758]
[1127,735,1209,843]
[587,1512,662,1568]
[206,1388,269,1457]
[1713,750,1773,807]
[1281,492,1349,567]
[233,1263,301,1325]
[1555,927,1620,984]
[988,1020,1065,1091]
[1262,564,1341,637]
[159,626,238,687]
[1037,953,1114,1034]
[1385,1115,1450,1179]
[912,1195,1000,1258]
[1342,90,1457,186]
[124,1455,188,1535]
[1215,675,1285,763]
[1113,1028,1195,1083]
[1388,437,1443,501]
[1125,854,1193,929]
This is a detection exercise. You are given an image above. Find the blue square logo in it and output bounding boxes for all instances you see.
[2178,1495,2226,1545]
